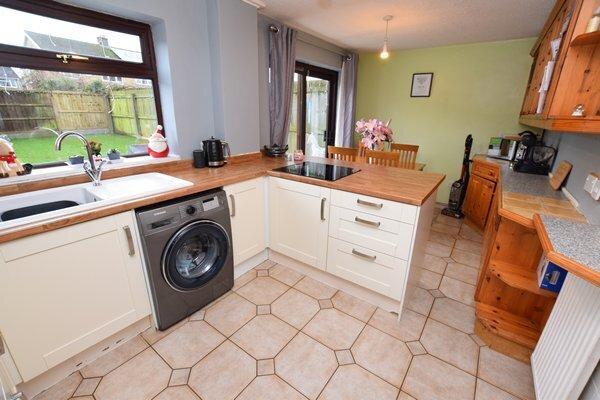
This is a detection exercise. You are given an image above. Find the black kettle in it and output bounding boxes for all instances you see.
[202,137,230,167]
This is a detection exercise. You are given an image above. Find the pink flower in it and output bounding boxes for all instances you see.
[355,118,394,148]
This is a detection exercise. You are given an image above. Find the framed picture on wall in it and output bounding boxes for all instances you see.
[410,73,434,97]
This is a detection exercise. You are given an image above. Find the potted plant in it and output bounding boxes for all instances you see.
[68,155,84,165]
[355,118,393,150]
[107,148,121,160]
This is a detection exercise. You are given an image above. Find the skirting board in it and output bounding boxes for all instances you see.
[268,249,402,313]
[17,316,151,400]
[234,249,268,279]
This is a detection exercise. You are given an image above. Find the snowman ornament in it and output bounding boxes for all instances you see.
[148,125,169,158]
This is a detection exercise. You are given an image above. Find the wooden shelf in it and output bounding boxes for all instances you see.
[519,115,600,134]
[571,30,600,47]
[488,259,557,298]
[476,302,541,349]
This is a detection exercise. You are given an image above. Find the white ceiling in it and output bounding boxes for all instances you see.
[259,0,555,51]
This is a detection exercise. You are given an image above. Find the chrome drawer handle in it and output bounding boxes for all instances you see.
[352,248,377,261]
[354,216,381,227]
[229,194,236,217]
[321,197,326,221]
[356,198,383,209]
[123,225,135,256]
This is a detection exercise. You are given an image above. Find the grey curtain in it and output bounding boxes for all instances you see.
[268,23,297,146]
[335,53,358,147]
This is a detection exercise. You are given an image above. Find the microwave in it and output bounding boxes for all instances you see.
[487,137,518,161]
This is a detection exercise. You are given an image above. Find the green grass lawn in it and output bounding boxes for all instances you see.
[10,133,142,165]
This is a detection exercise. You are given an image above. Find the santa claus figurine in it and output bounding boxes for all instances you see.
[147,125,169,158]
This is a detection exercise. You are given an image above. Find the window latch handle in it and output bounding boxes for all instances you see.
[56,54,90,63]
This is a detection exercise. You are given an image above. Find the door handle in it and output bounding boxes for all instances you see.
[320,197,326,221]
[354,216,381,227]
[229,194,236,217]
[356,198,383,209]
[123,226,135,256]
[351,248,377,261]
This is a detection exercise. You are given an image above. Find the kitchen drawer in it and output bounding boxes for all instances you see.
[326,237,406,300]
[331,190,417,224]
[473,161,499,182]
[329,206,413,260]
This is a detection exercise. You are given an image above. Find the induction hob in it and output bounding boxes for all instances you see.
[272,162,360,181]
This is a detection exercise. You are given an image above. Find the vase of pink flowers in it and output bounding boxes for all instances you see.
[355,118,393,150]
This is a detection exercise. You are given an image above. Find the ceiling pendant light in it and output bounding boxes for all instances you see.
[380,15,393,60]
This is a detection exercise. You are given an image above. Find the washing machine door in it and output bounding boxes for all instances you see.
[162,220,230,291]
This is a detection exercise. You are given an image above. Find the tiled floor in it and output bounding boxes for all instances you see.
[33,207,536,400]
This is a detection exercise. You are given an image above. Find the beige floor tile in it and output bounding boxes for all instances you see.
[233,269,257,291]
[319,299,334,309]
[429,297,475,334]
[404,286,434,316]
[257,304,271,314]
[402,354,476,400]
[154,386,200,400]
[68,397,93,400]
[275,332,337,399]
[272,288,320,329]
[406,341,426,356]
[425,241,453,258]
[81,335,148,378]
[478,347,535,400]
[141,318,188,345]
[439,276,476,307]
[417,269,443,290]
[257,358,275,375]
[257,269,269,277]
[331,291,376,322]
[451,248,481,268]
[294,276,337,299]
[455,238,482,255]
[429,230,457,247]
[232,315,297,359]
[318,364,398,400]
[368,308,425,342]
[237,375,307,400]
[435,214,463,227]
[33,372,82,400]
[429,289,445,298]
[397,392,416,400]
[254,259,276,270]
[73,377,100,397]
[95,348,171,400]
[188,340,256,400]
[352,325,412,387]
[236,276,289,304]
[475,379,519,400]
[445,262,480,285]
[189,308,205,321]
[420,253,448,274]
[153,321,225,369]
[204,292,256,336]
[303,308,364,350]
[335,349,354,365]
[169,368,190,386]
[420,319,479,375]
[459,224,483,243]
[270,264,304,286]
[431,222,460,236]
[471,334,487,347]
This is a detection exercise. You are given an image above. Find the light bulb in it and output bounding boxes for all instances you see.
[380,42,389,59]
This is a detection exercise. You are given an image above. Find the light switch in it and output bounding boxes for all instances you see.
[584,172,599,198]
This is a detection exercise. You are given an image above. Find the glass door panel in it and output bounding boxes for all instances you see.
[305,77,329,158]
[287,73,300,152]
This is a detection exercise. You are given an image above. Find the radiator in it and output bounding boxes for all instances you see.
[532,274,600,400]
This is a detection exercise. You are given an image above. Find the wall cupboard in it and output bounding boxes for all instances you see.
[520,0,600,133]
[463,159,500,230]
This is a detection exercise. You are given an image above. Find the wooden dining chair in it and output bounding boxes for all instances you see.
[390,143,419,169]
[357,145,367,157]
[365,149,401,167]
[327,146,359,162]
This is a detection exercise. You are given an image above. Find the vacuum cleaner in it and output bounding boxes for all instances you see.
[442,134,473,219]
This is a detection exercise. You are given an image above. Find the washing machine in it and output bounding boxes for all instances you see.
[136,188,233,330]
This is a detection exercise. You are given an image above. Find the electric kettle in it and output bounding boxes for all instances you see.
[202,137,230,167]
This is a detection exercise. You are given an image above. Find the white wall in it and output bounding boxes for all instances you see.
[62,0,260,157]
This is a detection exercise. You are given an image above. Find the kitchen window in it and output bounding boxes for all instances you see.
[0,0,163,167]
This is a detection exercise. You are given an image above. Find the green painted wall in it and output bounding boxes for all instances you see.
[356,38,536,202]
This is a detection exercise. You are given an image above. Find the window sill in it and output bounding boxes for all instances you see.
[0,155,181,187]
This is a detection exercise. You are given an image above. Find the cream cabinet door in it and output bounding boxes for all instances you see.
[269,177,330,270]
[0,211,150,381]
[225,177,266,265]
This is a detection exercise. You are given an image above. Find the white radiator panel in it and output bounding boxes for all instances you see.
[532,274,600,400]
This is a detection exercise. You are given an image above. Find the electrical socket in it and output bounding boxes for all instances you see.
[585,172,600,201]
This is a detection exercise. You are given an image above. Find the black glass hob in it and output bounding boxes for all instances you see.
[272,162,360,181]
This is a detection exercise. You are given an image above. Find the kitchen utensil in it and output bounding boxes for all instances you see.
[550,160,572,190]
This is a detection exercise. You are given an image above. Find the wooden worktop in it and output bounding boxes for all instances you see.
[0,154,445,244]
